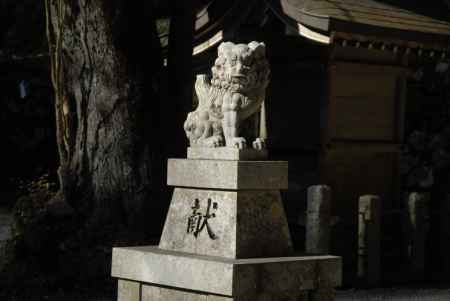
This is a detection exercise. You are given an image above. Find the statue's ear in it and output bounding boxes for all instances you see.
[248,41,266,58]
[218,42,233,56]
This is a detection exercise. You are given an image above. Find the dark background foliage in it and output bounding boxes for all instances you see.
[0,0,56,210]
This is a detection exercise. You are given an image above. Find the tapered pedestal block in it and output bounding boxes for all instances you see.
[112,157,342,300]
[159,188,293,258]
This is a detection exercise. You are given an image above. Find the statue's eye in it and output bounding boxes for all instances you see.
[241,56,252,66]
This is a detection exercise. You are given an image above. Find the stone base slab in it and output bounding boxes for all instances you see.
[130,281,311,301]
[167,159,288,190]
[119,280,335,301]
[187,147,268,161]
[112,246,341,298]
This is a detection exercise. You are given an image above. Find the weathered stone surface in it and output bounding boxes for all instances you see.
[187,147,268,161]
[141,285,309,301]
[142,285,207,301]
[236,190,293,258]
[206,296,233,301]
[358,195,381,287]
[405,192,429,280]
[167,159,288,190]
[111,246,342,297]
[118,279,140,301]
[206,295,233,301]
[159,188,292,258]
[306,185,332,254]
[159,188,237,258]
[317,258,343,288]
[112,246,233,296]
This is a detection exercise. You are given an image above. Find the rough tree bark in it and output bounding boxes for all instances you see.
[45,0,164,243]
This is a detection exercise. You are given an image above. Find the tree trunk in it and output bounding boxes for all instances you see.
[45,0,163,243]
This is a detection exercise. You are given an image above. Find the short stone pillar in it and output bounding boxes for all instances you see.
[306,185,332,254]
[405,192,429,280]
[358,195,381,287]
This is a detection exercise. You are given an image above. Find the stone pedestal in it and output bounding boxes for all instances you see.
[112,149,342,300]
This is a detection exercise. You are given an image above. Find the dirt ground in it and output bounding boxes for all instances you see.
[336,289,450,300]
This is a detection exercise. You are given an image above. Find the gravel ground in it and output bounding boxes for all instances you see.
[79,289,450,301]
[336,289,450,300]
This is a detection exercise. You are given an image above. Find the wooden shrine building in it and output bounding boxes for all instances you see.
[185,0,450,285]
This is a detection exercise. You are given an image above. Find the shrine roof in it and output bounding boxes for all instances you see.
[191,0,450,56]
[266,0,450,47]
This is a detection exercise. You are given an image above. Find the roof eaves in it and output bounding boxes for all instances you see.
[279,0,330,32]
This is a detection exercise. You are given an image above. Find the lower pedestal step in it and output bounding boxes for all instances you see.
[119,280,333,301]
[112,246,341,301]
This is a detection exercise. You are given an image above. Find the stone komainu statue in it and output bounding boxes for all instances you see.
[184,41,270,149]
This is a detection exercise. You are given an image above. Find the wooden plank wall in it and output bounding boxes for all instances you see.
[321,60,407,283]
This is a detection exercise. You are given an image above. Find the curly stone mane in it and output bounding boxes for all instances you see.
[184,41,271,149]
[210,41,270,93]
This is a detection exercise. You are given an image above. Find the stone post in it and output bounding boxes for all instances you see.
[306,185,332,254]
[405,192,429,281]
[358,195,381,287]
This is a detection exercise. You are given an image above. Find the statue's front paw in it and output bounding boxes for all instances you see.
[227,137,247,149]
[252,138,266,150]
[204,136,224,148]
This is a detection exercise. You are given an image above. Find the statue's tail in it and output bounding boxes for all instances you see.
[195,74,211,107]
